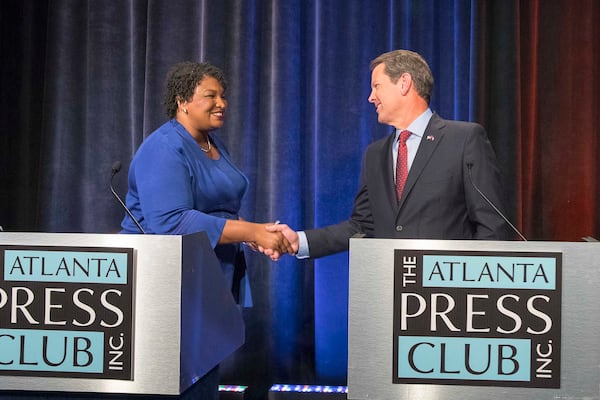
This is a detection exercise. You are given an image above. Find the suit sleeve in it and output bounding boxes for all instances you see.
[131,138,226,246]
[463,125,511,240]
[304,152,374,258]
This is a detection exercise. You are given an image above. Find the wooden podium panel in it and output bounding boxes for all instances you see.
[348,239,599,400]
[0,231,244,395]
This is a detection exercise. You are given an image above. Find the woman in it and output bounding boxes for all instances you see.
[120,61,291,398]
[122,61,291,249]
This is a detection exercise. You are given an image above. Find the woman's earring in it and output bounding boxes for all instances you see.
[184,108,188,114]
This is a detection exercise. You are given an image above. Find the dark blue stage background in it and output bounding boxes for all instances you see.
[1,1,598,399]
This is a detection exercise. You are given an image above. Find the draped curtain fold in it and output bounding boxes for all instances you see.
[518,0,600,240]
[1,0,598,395]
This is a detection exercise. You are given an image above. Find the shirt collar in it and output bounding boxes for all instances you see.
[395,108,433,141]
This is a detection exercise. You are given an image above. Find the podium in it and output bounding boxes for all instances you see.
[0,231,244,395]
[348,239,600,400]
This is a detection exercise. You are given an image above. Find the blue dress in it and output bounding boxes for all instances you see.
[121,119,251,305]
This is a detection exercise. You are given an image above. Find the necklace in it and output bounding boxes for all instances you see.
[199,137,211,153]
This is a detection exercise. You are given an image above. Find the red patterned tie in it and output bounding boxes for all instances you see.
[396,130,412,202]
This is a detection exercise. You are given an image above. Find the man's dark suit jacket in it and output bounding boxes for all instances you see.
[305,113,511,258]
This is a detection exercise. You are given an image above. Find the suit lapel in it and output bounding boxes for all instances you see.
[380,132,398,209]
[397,114,446,211]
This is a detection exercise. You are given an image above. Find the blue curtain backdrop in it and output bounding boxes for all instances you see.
[5,0,598,397]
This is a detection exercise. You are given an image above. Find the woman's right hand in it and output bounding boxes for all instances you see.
[220,219,295,260]
[253,223,295,260]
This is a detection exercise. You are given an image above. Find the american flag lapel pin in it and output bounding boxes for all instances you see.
[426,135,435,141]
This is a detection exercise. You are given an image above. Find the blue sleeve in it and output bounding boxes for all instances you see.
[133,139,226,247]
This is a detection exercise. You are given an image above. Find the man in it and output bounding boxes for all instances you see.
[271,49,511,258]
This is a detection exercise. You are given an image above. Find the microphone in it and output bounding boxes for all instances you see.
[466,162,527,241]
[110,161,146,234]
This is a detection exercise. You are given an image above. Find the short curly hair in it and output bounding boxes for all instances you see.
[163,62,228,118]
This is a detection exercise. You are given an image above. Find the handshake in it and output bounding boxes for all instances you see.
[245,222,299,261]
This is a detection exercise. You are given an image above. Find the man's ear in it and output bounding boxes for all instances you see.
[399,73,412,96]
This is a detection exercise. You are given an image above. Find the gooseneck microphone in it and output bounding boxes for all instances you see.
[466,162,527,241]
[110,161,146,234]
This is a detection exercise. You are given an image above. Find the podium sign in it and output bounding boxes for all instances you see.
[0,232,244,395]
[348,239,599,400]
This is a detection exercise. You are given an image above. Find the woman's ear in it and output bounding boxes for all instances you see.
[176,97,188,114]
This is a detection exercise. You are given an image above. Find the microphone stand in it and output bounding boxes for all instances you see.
[467,163,526,241]
[111,162,146,234]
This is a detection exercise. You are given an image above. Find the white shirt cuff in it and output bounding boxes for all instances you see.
[296,231,310,259]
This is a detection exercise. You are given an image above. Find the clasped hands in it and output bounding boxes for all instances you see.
[245,222,299,261]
